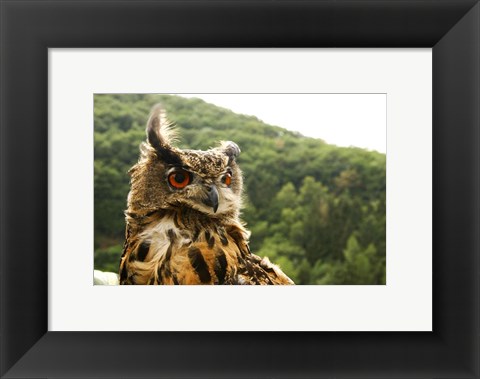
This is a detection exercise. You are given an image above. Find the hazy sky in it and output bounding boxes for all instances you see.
[179,94,386,154]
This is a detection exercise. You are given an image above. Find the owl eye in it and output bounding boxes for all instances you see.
[222,172,232,186]
[168,170,191,189]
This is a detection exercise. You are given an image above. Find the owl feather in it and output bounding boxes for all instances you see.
[119,105,294,285]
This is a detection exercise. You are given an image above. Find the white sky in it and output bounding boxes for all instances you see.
[179,94,386,153]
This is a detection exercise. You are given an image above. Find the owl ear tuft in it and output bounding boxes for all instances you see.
[146,104,174,148]
[221,141,241,162]
[146,105,181,164]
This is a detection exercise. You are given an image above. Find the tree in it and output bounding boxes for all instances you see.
[316,233,381,285]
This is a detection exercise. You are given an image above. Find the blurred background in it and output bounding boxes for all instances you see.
[94,94,386,285]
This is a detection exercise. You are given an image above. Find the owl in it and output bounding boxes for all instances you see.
[119,105,294,285]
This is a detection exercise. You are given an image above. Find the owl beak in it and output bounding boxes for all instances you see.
[203,185,219,213]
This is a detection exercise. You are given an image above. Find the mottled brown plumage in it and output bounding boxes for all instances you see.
[119,105,294,285]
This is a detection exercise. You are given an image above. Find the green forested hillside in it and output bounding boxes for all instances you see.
[94,94,386,284]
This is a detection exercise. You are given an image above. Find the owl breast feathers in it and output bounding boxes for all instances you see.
[119,105,294,285]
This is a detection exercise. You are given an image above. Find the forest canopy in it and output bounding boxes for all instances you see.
[94,94,386,285]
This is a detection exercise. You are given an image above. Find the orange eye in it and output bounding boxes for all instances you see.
[223,172,232,186]
[168,170,191,189]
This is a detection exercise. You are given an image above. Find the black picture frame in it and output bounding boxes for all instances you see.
[1,0,479,377]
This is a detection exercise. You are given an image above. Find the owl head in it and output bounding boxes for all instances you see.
[127,105,243,218]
